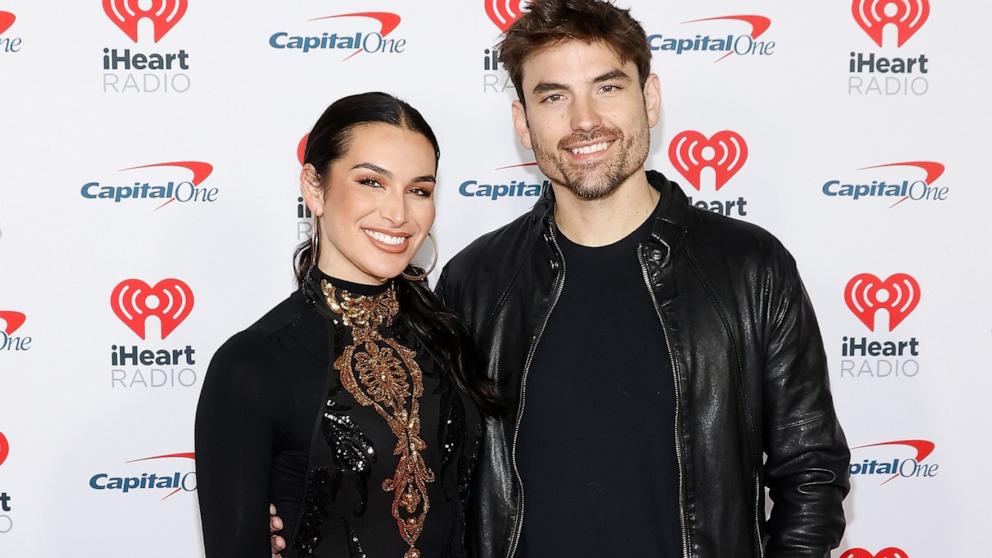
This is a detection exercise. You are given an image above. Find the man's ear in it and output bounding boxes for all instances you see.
[299,164,324,217]
[511,100,533,150]
[643,73,661,128]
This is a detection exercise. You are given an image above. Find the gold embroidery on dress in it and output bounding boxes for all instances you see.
[321,279,434,558]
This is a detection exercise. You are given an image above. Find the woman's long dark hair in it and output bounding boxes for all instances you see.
[294,92,503,415]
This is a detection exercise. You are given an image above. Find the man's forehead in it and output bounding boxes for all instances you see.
[521,39,633,87]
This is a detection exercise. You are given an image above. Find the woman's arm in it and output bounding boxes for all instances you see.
[195,332,282,558]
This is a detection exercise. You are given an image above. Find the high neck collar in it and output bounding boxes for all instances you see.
[307,265,392,296]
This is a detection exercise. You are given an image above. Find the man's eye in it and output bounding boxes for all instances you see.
[601,84,621,93]
[542,93,564,103]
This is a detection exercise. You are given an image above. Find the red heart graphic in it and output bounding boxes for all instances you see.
[103,0,187,43]
[0,11,15,35]
[110,278,194,340]
[0,311,27,335]
[844,273,920,331]
[485,0,525,32]
[668,130,748,191]
[298,134,309,165]
[841,547,909,558]
[0,431,9,466]
[852,0,930,47]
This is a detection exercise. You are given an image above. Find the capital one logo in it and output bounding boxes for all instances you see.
[0,432,8,466]
[269,12,404,59]
[852,0,929,47]
[81,161,215,209]
[844,273,920,331]
[103,0,187,43]
[90,452,196,499]
[647,15,774,62]
[111,279,194,340]
[486,0,524,32]
[0,310,30,352]
[0,10,21,54]
[841,548,909,558]
[669,130,748,190]
[460,161,546,201]
[851,439,938,484]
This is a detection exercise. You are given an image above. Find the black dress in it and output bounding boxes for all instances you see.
[195,268,481,558]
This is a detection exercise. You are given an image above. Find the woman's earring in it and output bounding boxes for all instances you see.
[310,218,320,267]
[401,232,438,282]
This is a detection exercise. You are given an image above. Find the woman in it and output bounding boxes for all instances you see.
[195,92,497,558]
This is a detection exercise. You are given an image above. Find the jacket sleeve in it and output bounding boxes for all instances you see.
[761,252,850,558]
[434,264,458,309]
[194,333,283,558]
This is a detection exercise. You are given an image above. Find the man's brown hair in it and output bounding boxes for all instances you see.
[498,0,652,105]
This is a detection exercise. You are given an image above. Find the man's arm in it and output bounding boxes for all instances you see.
[761,254,851,558]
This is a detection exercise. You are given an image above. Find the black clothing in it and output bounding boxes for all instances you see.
[516,208,681,557]
[195,270,481,558]
[436,171,850,558]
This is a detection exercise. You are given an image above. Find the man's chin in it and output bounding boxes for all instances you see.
[564,178,621,200]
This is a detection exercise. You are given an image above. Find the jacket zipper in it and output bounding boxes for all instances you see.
[505,228,566,558]
[637,246,690,558]
[754,472,765,558]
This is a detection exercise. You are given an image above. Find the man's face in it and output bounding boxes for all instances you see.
[512,40,660,200]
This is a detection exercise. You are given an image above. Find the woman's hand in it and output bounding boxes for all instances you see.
[270,504,285,557]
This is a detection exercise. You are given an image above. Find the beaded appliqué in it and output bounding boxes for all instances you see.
[294,467,331,557]
[321,280,435,558]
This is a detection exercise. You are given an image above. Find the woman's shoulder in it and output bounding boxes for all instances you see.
[208,290,310,381]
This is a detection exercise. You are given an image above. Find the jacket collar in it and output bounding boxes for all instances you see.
[531,170,692,256]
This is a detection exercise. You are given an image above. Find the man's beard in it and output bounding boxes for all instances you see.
[533,126,650,200]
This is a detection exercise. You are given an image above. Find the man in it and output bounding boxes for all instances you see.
[272,1,849,556]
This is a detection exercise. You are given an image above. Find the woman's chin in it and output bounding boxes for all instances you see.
[356,260,411,282]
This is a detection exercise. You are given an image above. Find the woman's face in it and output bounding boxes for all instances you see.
[302,123,438,284]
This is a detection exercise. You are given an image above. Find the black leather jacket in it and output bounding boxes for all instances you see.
[436,171,850,558]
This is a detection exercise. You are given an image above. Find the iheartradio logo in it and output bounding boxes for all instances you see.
[486,0,525,32]
[297,133,309,165]
[111,279,194,340]
[852,0,929,48]
[103,0,187,43]
[668,130,748,191]
[0,431,9,466]
[841,548,909,558]
[844,273,920,331]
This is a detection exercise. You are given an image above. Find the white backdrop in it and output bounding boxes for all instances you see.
[1,1,990,556]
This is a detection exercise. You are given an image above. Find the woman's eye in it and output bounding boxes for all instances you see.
[410,187,433,198]
[358,177,384,188]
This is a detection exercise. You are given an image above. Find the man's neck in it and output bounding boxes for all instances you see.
[552,169,660,247]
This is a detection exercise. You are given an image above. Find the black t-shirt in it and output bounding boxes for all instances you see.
[516,208,682,557]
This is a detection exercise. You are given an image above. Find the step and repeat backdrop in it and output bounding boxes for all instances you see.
[1,1,989,556]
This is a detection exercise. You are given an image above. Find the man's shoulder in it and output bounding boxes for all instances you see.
[443,210,537,286]
[682,206,799,286]
[690,207,792,261]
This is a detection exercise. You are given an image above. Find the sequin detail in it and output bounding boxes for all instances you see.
[438,379,467,501]
[294,467,331,557]
[323,401,376,472]
[321,280,435,558]
[343,519,368,558]
[321,396,376,514]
